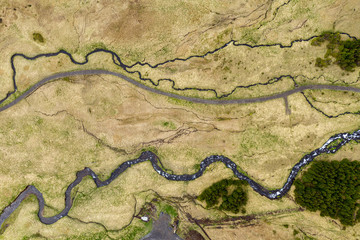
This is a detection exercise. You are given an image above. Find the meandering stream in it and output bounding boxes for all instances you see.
[1,34,360,229]
[0,129,359,227]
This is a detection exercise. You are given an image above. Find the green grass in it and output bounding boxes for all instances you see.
[0,194,38,236]
[162,204,178,218]
[162,121,176,130]
[326,138,343,151]
[167,96,194,107]
[57,231,108,240]
[193,163,200,171]
[75,42,109,56]
[63,77,71,82]
[141,146,158,155]
[117,220,153,240]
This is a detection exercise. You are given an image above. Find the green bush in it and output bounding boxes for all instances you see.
[32,32,44,43]
[315,57,331,68]
[219,187,247,213]
[198,179,248,213]
[312,31,360,71]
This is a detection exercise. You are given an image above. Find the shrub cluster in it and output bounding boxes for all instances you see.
[198,179,248,214]
[32,32,44,43]
[311,31,360,71]
[295,159,360,226]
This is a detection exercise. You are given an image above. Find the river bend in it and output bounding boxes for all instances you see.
[0,129,359,227]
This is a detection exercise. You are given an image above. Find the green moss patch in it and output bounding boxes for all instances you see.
[161,204,178,218]
[161,121,176,130]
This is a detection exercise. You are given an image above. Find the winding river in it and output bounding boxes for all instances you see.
[0,129,359,227]
[1,33,360,229]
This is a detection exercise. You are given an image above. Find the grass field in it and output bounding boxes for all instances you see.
[1,0,360,239]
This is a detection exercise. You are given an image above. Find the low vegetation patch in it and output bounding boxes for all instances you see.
[198,179,248,214]
[312,31,360,71]
[32,32,44,43]
[162,204,178,218]
[162,121,176,130]
[295,159,360,226]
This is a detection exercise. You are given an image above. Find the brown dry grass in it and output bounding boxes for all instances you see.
[131,40,360,98]
[0,73,360,238]
[1,0,360,239]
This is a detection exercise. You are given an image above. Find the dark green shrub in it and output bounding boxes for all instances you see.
[32,32,44,43]
[312,31,360,71]
[295,159,360,226]
[198,179,248,213]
